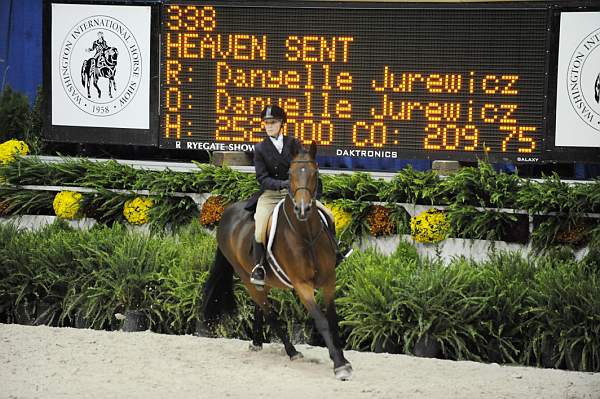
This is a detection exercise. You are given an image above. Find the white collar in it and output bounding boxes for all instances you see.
[269,134,284,153]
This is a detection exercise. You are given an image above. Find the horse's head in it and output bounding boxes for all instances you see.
[288,141,318,221]
[105,47,118,64]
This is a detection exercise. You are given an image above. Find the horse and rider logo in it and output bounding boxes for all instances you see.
[566,26,600,132]
[81,31,119,99]
[58,15,142,117]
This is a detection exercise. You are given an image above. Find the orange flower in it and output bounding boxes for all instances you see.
[200,195,226,227]
[366,205,396,237]
[0,199,10,217]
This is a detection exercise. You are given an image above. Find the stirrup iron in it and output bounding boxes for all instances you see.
[250,264,266,287]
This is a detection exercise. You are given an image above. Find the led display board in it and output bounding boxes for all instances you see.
[160,2,551,162]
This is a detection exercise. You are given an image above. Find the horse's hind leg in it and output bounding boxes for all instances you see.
[93,75,101,98]
[245,285,301,360]
[296,283,352,380]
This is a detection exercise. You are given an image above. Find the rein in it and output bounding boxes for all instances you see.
[281,198,326,249]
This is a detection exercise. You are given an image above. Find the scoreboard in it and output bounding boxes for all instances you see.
[160,2,549,162]
[45,0,600,164]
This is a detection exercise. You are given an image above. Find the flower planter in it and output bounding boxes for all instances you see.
[373,336,399,354]
[73,311,91,329]
[485,338,503,364]
[359,234,590,264]
[566,347,583,371]
[540,341,562,369]
[0,215,96,231]
[194,319,217,338]
[412,334,441,358]
[33,301,54,326]
[501,214,530,244]
[14,299,36,325]
[120,309,149,332]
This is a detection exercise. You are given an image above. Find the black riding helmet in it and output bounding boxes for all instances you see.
[260,104,286,123]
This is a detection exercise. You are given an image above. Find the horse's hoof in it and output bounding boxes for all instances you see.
[334,364,353,381]
[248,343,263,351]
[290,352,303,361]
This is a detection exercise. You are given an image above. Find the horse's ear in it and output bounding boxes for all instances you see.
[290,141,300,158]
[309,141,317,160]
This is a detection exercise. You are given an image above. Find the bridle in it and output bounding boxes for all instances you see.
[286,159,318,206]
[282,158,327,248]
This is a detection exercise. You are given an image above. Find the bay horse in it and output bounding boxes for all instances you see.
[201,141,353,380]
[81,47,118,99]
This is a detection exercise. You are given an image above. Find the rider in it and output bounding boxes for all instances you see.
[87,32,109,67]
[250,104,352,288]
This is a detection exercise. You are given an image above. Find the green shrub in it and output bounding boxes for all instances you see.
[147,223,215,334]
[337,244,419,352]
[380,166,445,205]
[0,86,30,141]
[322,172,385,202]
[444,162,520,208]
[399,257,486,361]
[84,230,178,328]
[0,186,54,216]
[477,251,536,363]
[523,255,600,371]
[0,221,81,325]
[149,195,199,233]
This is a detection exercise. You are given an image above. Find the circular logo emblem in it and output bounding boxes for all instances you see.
[58,15,142,117]
[567,27,600,132]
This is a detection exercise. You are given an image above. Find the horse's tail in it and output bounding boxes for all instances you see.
[201,247,236,326]
[81,60,88,87]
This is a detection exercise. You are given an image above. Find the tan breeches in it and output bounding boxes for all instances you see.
[254,189,334,243]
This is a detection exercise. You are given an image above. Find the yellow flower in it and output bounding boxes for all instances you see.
[410,209,450,244]
[0,139,29,165]
[53,191,82,219]
[123,197,153,225]
[324,202,352,236]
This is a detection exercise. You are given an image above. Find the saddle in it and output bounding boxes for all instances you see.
[94,53,107,69]
[243,191,261,213]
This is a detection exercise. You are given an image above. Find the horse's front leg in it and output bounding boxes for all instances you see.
[108,78,112,98]
[296,283,352,380]
[249,302,264,351]
[245,284,302,360]
[323,284,351,367]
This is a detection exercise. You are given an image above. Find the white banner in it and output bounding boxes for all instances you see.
[555,12,600,147]
[51,3,150,129]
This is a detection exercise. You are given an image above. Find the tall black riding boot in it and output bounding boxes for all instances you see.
[250,240,266,289]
